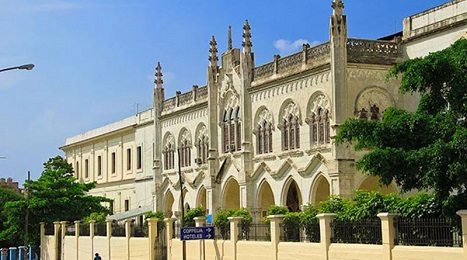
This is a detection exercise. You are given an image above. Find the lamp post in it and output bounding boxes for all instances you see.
[0,64,35,73]
[177,148,187,260]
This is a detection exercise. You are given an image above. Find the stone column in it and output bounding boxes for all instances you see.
[125,219,132,260]
[106,219,112,260]
[89,220,96,260]
[228,217,243,260]
[457,210,467,258]
[147,218,159,260]
[378,213,399,260]
[194,217,206,260]
[53,221,60,260]
[267,215,284,260]
[317,213,336,260]
[165,218,176,260]
[39,222,45,259]
[74,220,80,260]
[59,221,67,260]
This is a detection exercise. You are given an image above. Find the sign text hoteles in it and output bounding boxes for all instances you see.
[180,226,215,241]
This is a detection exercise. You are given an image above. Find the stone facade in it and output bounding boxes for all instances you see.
[60,0,467,221]
[0,177,21,193]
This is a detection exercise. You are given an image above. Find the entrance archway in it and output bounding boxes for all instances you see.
[223,178,240,209]
[312,175,330,204]
[197,186,207,210]
[258,181,274,216]
[165,191,174,217]
[285,180,302,212]
[359,176,396,194]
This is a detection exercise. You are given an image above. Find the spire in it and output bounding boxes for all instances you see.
[154,62,163,88]
[228,26,233,50]
[209,35,218,67]
[242,20,252,53]
[332,0,344,16]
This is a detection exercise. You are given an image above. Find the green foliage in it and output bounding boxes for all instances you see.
[213,208,253,239]
[282,212,301,241]
[82,212,107,224]
[0,188,24,247]
[183,206,206,227]
[300,205,320,242]
[264,205,289,223]
[337,39,467,212]
[0,156,111,248]
[145,210,166,233]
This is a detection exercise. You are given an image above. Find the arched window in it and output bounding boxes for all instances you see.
[307,94,331,146]
[255,109,273,154]
[163,134,175,170]
[279,102,300,151]
[222,98,241,153]
[179,129,191,167]
[196,126,209,164]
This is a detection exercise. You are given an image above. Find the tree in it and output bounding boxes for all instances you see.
[336,39,467,216]
[0,156,111,247]
[0,187,23,247]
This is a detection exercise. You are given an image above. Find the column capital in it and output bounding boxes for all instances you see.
[267,214,285,221]
[89,220,96,224]
[74,220,81,224]
[59,221,68,224]
[147,217,159,225]
[377,213,400,219]
[228,216,243,223]
[164,217,176,224]
[456,210,467,217]
[316,213,337,220]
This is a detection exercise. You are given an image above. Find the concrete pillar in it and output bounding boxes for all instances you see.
[125,219,132,260]
[74,220,80,260]
[228,217,243,260]
[194,217,206,260]
[17,247,24,260]
[39,222,45,260]
[267,215,284,260]
[147,218,159,260]
[106,219,112,260]
[456,210,467,258]
[53,222,60,260]
[317,213,336,260]
[89,220,96,260]
[59,221,67,260]
[165,218,176,260]
[378,213,399,260]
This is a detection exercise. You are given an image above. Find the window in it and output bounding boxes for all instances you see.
[280,103,301,151]
[137,146,142,169]
[164,134,175,170]
[126,148,131,171]
[124,199,129,212]
[222,105,241,153]
[197,126,209,164]
[256,109,273,154]
[307,95,331,146]
[97,156,102,176]
[111,152,116,174]
[179,129,192,167]
[84,159,89,179]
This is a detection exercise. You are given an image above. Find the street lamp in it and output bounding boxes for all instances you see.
[0,64,35,73]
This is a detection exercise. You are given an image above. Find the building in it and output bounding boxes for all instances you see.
[0,177,21,193]
[60,0,467,222]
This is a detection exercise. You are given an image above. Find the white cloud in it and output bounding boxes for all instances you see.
[273,39,320,56]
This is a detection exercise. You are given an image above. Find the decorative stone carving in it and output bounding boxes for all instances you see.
[355,88,393,120]
[309,94,331,116]
[282,102,300,119]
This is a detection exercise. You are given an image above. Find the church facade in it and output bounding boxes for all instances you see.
[60,0,467,221]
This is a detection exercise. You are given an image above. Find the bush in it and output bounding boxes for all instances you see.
[145,210,166,234]
[300,205,319,242]
[264,205,289,223]
[184,207,206,227]
[213,208,253,239]
[82,212,107,224]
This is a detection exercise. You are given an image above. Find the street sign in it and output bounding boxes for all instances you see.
[180,226,215,241]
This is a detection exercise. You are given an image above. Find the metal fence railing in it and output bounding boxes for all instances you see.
[65,225,76,236]
[131,223,148,237]
[331,219,382,244]
[94,223,107,237]
[79,223,90,236]
[238,223,270,241]
[45,223,55,235]
[111,224,126,237]
[395,218,462,247]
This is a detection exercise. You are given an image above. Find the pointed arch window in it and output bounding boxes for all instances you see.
[307,95,331,146]
[179,130,192,168]
[222,105,241,153]
[255,109,273,154]
[163,135,175,170]
[279,103,301,151]
[197,126,209,164]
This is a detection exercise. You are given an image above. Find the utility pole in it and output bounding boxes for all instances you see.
[177,149,186,260]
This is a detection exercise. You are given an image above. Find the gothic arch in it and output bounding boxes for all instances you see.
[282,177,302,212]
[310,173,331,204]
[257,180,275,216]
[306,91,331,117]
[164,190,175,217]
[357,176,397,195]
[197,186,207,210]
[195,124,209,164]
[222,177,240,210]
[354,86,395,120]
[278,99,302,123]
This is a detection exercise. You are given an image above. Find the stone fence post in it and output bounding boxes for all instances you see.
[147,218,159,260]
[53,221,60,260]
[317,213,336,260]
[39,222,45,259]
[125,219,132,260]
[378,213,399,260]
[164,218,176,260]
[194,217,207,260]
[457,210,467,258]
[228,217,243,260]
[267,215,285,260]
[89,220,96,260]
[74,220,80,260]
[59,221,67,260]
[106,219,112,260]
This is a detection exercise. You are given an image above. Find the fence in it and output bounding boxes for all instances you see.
[331,219,382,244]
[238,223,270,241]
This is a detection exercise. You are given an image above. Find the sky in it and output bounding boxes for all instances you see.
[0,0,450,185]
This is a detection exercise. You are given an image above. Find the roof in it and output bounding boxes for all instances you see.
[106,206,152,221]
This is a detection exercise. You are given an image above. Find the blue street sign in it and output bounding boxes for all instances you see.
[180,226,215,241]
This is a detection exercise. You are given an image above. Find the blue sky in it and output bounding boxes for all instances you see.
[0,0,449,184]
